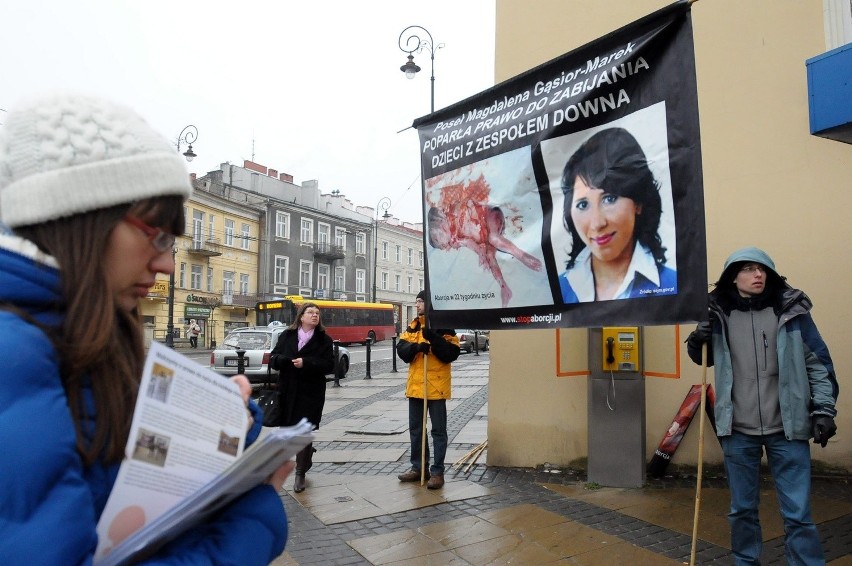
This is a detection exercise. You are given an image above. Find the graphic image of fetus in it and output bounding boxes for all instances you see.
[427,175,542,307]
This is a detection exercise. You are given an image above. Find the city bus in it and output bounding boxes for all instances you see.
[255,296,396,345]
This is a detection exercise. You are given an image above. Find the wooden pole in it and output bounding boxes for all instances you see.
[689,343,709,565]
[463,440,487,474]
[421,352,428,486]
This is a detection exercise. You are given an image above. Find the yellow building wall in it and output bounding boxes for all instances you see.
[491,0,852,470]
[139,196,261,348]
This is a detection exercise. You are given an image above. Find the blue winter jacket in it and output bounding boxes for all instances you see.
[0,229,288,565]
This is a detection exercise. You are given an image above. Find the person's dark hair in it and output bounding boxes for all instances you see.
[560,127,666,269]
[426,207,445,249]
[14,195,185,466]
[290,301,326,332]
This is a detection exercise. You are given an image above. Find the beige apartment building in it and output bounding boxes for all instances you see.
[140,184,263,349]
[487,0,852,474]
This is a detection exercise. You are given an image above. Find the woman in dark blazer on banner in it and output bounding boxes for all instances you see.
[269,302,334,492]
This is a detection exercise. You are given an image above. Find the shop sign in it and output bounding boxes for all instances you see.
[185,305,211,318]
[148,280,168,298]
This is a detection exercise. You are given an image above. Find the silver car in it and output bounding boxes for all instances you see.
[210,323,349,383]
[456,329,489,353]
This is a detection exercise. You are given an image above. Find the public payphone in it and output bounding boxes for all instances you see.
[601,327,640,372]
[588,327,645,487]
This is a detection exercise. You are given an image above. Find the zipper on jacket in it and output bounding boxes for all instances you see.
[761,330,768,370]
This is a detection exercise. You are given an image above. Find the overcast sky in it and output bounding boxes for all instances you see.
[2,0,496,223]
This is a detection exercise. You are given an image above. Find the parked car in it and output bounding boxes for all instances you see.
[210,322,349,383]
[455,329,489,353]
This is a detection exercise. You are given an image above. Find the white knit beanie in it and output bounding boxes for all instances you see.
[0,93,192,228]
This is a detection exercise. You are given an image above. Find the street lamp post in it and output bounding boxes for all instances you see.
[165,249,177,348]
[398,25,444,113]
[176,125,198,161]
[165,125,199,348]
[372,197,391,303]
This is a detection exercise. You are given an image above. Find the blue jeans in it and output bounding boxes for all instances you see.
[408,397,448,475]
[719,431,824,565]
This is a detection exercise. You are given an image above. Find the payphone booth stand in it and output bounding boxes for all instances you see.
[587,327,645,487]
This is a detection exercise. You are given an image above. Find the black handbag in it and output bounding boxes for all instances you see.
[255,387,281,427]
[254,364,281,427]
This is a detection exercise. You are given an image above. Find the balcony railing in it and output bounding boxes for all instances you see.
[313,242,345,260]
[221,291,259,308]
[187,238,223,257]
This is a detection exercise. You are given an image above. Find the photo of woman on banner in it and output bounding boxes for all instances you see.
[543,104,677,303]
[424,148,551,310]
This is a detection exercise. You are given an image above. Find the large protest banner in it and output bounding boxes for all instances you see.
[415,1,707,330]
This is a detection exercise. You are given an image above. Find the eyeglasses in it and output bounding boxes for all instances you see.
[124,215,176,253]
[739,264,766,274]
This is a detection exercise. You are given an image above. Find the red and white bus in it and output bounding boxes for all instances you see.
[255,296,395,345]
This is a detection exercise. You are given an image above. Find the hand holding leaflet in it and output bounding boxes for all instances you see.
[94,342,313,566]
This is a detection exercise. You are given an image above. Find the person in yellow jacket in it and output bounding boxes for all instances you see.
[396,291,460,489]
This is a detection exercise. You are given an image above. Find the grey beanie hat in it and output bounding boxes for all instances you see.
[0,93,192,227]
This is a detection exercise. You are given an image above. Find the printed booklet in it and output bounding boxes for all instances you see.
[93,342,313,565]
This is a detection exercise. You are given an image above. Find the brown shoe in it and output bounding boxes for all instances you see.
[293,473,306,493]
[426,474,444,490]
[398,468,429,482]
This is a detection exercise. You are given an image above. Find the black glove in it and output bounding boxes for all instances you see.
[690,321,712,345]
[812,415,837,447]
[422,328,439,342]
[418,342,431,354]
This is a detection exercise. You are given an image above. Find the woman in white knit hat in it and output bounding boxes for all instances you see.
[0,93,294,564]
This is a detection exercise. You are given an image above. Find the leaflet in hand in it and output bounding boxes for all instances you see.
[93,341,313,565]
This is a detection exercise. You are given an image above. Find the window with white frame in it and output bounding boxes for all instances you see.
[825,0,852,49]
[381,241,388,260]
[208,214,215,242]
[239,273,249,294]
[223,271,235,296]
[356,269,366,293]
[335,227,346,248]
[418,251,423,267]
[240,223,250,250]
[299,261,312,287]
[407,276,413,293]
[356,232,365,254]
[274,256,289,284]
[275,211,290,239]
[334,266,345,292]
[301,218,313,244]
[179,262,186,288]
[408,248,413,265]
[207,267,213,292]
[192,210,204,247]
[317,264,329,293]
[224,219,234,246]
[394,274,400,292]
[318,222,330,246]
[395,245,401,262]
[381,271,388,290]
[419,278,424,290]
[190,265,202,290]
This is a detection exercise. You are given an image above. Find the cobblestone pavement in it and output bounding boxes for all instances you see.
[273,353,852,565]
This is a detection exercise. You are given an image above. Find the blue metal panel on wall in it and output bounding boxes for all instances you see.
[806,43,852,144]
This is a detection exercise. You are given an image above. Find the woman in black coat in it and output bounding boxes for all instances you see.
[269,302,334,492]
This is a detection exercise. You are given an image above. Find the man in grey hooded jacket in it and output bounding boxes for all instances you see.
[687,247,838,566]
